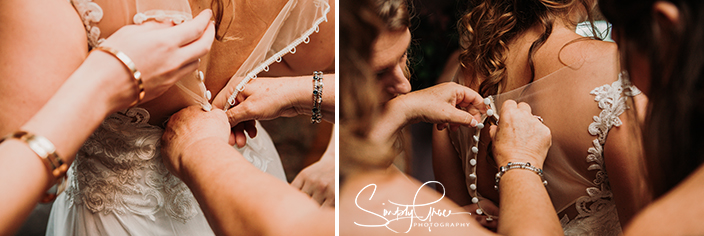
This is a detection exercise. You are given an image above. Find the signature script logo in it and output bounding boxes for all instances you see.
[354,181,472,233]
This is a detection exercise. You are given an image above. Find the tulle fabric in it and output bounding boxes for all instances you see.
[48,0,328,235]
[450,41,635,235]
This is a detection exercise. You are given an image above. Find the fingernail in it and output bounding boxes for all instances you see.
[470,119,478,127]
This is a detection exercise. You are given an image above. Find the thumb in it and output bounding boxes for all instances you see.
[445,108,476,127]
[225,103,254,127]
[489,124,498,140]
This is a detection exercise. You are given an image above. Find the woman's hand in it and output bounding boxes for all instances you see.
[291,151,335,208]
[161,106,230,178]
[393,82,485,130]
[224,75,335,147]
[91,10,216,111]
[489,100,551,168]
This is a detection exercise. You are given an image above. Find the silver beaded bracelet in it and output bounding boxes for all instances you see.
[311,71,323,123]
[494,162,548,191]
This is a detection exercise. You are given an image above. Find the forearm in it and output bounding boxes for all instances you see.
[180,139,334,235]
[367,98,408,144]
[497,170,562,235]
[0,53,127,234]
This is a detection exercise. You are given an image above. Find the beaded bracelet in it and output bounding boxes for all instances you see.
[494,162,548,191]
[1,131,68,202]
[94,46,145,107]
[311,71,323,123]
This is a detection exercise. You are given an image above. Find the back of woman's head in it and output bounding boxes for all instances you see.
[459,0,598,96]
[340,0,396,177]
[374,0,411,31]
[600,0,704,197]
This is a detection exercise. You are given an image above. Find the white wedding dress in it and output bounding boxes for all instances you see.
[450,44,642,235]
[46,0,330,235]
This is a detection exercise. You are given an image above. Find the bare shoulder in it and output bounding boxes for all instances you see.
[0,0,87,133]
[559,39,618,66]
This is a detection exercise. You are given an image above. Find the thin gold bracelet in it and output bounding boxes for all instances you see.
[94,46,145,107]
[1,131,68,202]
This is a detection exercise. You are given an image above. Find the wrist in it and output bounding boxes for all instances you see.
[496,155,544,170]
[293,75,313,116]
[177,137,226,179]
[82,50,139,113]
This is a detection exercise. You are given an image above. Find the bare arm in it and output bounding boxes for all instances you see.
[603,94,651,227]
[163,107,333,236]
[624,163,704,235]
[0,9,214,234]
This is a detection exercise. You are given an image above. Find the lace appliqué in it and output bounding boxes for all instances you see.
[561,75,637,236]
[63,108,198,223]
[70,0,104,48]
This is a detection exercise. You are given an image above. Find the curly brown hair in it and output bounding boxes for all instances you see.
[459,0,600,96]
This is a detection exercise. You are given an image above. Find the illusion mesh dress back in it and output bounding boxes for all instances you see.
[46,0,329,235]
[450,43,641,235]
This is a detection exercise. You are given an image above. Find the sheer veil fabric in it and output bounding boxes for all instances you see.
[450,42,641,235]
[47,0,329,235]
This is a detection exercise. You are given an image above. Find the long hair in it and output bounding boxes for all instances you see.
[340,0,397,178]
[375,0,411,31]
[211,0,235,41]
[459,0,599,97]
[600,0,704,198]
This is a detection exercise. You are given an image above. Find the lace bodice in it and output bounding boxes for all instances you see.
[560,75,641,236]
[64,108,199,222]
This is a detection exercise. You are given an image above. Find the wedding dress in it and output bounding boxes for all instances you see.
[449,44,641,235]
[46,0,330,235]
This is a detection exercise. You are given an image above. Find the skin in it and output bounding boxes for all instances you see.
[433,6,649,229]
[371,28,413,102]
[161,106,334,235]
[340,98,563,235]
[0,8,215,235]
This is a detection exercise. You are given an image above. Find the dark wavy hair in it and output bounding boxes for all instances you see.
[459,0,600,97]
[600,0,704,198]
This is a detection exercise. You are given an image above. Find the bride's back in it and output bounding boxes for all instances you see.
[438,0,647,234]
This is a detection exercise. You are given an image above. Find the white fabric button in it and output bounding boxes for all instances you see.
[476,123,485,129]
[484,98,491,105]
[471,146,479,154]
[469,184,476,190]
[487,109,494,116]
[470,159,477,166]
[476,208,483,215]
[472,197,479,204]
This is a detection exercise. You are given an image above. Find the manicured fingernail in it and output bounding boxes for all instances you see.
[470,119,478,127]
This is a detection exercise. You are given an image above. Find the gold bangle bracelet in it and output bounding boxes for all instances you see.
[1,131,68,202]
[94,46,145,107]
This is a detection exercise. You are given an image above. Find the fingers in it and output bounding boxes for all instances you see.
[500,99,518,112]
[489,124,498,139]
[177,20,215,64]
[232,123,247,148]
[244,120,258,138]
[455,84,486,111]
[517,101,532,113]
[226,105,253,127]
[321,198,334,208]
[228,131,237,146]
[291,175,305,189]
[168,9,213,46]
